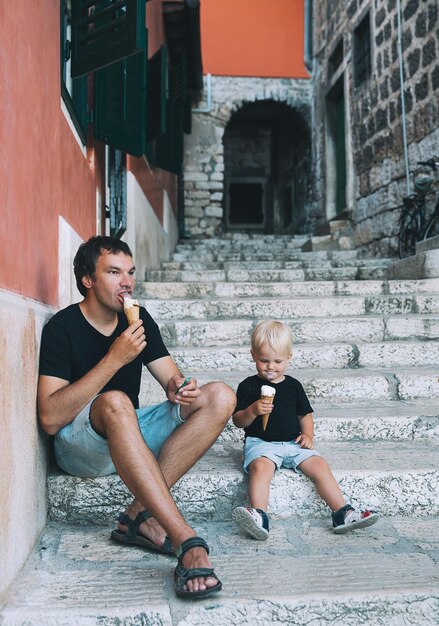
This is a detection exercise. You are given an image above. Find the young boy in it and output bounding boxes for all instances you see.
[232,320,379,539]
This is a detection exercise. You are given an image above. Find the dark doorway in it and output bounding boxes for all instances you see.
[223,100,311,234]
[227,179,266,228]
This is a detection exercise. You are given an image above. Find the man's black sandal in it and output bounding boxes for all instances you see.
[174,536,222,599]
[110,510,174,555]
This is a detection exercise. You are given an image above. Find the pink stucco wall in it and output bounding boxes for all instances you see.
[0,1,101,307]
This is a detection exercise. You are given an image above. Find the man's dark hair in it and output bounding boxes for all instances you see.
[74,236,133,297]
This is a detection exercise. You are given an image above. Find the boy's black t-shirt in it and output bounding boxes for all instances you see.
[235,375,313,442]
[39,303,169,409]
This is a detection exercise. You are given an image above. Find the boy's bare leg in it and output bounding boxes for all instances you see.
[247,457,276,511]
[90,388,232,593]
[298,456,345,511]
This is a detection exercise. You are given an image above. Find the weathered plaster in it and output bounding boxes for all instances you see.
[0,290,52,596]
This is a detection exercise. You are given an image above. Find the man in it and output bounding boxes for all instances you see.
[38,236,235,599]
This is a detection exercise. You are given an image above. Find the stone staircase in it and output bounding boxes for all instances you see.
[1,234,439,625]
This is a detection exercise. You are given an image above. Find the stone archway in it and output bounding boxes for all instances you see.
[183,76,313,238]
[223,100,311,234]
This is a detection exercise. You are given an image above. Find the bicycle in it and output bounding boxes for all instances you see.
[398,157,439,258]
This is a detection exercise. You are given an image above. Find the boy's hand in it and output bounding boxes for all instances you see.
[254,398,274,418]
[295,433,314,449]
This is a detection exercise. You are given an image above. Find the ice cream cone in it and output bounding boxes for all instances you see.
[260,385,276,431]
[123,297,140,324]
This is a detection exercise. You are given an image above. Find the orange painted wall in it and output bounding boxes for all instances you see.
[200,0,308,78]
[0,1,97,307]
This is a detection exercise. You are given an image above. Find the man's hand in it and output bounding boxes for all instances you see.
[167,375,200,406]
[108,319,147,367]
[295,433,314,449]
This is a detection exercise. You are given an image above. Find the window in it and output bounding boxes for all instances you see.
[60,0,191,168]
[353,12,372,87]
[328,38,344,79]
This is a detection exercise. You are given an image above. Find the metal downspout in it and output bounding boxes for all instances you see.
[396,0,411,194]
[304,0,313,74]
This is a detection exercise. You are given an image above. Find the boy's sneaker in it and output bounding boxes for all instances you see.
[232,506,269,540]
[332,503,379,534]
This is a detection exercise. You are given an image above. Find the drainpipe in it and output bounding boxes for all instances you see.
[192,73,212,113]
[304,0,313,74]
[396,0,411,195]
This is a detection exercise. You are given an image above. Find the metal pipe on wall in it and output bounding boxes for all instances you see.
[396,0,411,195]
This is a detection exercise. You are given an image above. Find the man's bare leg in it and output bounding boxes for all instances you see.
[120,382,235,545]
[90,389,231,593]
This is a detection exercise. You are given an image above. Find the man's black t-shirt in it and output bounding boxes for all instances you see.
[235,375,313,442]
[39,304,169,408]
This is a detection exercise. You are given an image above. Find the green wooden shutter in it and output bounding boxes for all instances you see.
[71,0,147,78]
[155,56,186,174]
[183,96,192,135]
[72,75,89,135]
[94,45,147,157]
[146,46,167,142]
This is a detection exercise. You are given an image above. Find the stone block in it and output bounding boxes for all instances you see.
[205,205,223,218]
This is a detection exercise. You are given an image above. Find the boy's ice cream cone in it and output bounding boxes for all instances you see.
[123,296,140,324]
[261,385,276,430]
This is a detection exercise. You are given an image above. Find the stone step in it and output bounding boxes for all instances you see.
[171,250,364,263]
[47,440,439,524]
[417,233,439,254]
[139,277,439,299]
[167,341,439,370]
[157,316,439,346]
[2,519,438,625]
[218,399,439,443]
[162,258,391,271]
[141,293,439,320]
[301,234,355,251]
[174,233,322,248]
[146,266,392,281]
[138,368,439,403]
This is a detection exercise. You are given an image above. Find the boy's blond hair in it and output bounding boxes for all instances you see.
[251,320,293,355]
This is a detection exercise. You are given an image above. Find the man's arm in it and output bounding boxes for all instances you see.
[38,320,146,435]
[146,355,200,405]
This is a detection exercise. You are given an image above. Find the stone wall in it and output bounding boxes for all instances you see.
[312,0,439,256]
[183,76,313,237]
[0,291,50,596]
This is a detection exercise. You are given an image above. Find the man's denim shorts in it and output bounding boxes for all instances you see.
[54,398,184,478]
[243,436,321,474]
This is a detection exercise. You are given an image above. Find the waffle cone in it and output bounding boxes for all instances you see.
[124,304,140,325]
[261,394,274,431]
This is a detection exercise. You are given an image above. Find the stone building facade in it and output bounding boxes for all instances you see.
[312,0,439,255]
[183,76,315,237]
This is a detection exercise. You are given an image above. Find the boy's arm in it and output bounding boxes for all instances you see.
[232,397,274,428]
[295,412,314,449]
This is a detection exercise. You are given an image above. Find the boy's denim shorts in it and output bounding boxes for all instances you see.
[243,436,321,474]
[54,398,184,478]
